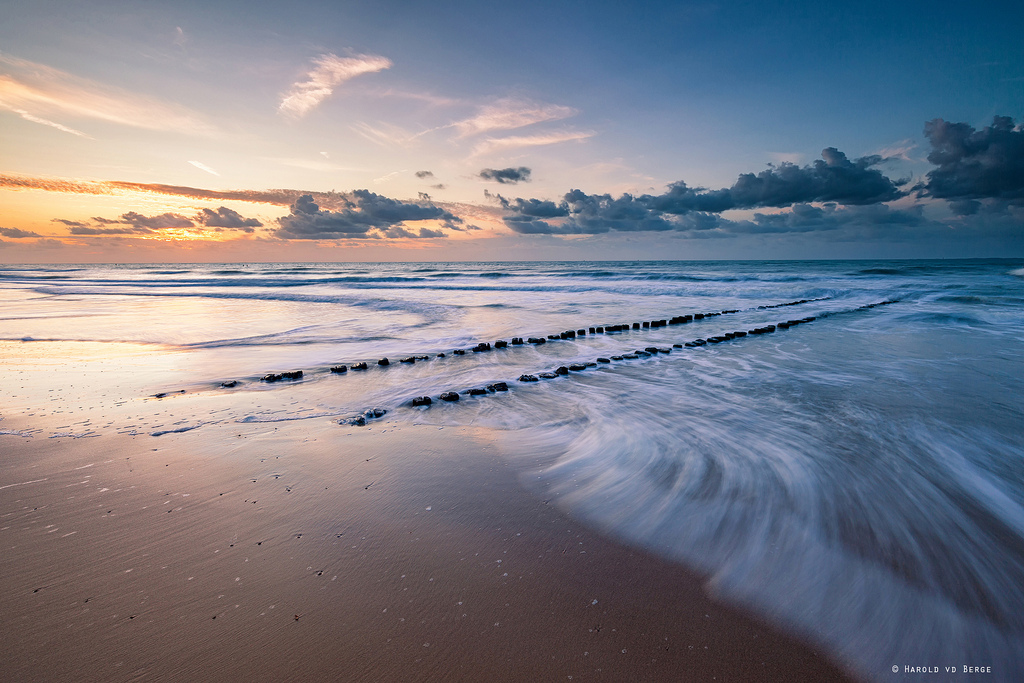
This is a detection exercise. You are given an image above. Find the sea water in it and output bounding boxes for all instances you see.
[2,259,1023,680]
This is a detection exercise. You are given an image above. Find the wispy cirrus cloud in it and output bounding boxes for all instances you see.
[472,130,594,156]
[0,53,216,136]
[188,160,219,176]
[279,52,392,118]
[9,107,92,138]
[453,98,577,137]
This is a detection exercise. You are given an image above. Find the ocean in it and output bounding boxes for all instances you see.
[2,259,1023,679]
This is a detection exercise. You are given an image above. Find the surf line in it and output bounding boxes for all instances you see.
[232,296,833,389]
[339,299,898,426]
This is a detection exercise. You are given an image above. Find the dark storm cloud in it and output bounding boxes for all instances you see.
[918,116,1024,202]
[195,207,262,231]
[414,170,434,179]
[491,192,569,218]
[120,212,195,230]
[53,207,262,236]
[0,227,42,238]
[275,191,457,240]
[68,226,144,235]
[497,147,909,235]
[479,167,532,184]
[647,148,905,213]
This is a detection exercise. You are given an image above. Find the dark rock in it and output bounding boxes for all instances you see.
[548,335,559,340]
[632,323,641,329]
[596,326,604,333]
[400,357,416,364]
[486,385,497,392]
[645,347,659,353]
[410,396,432,406]
[468,388,487,395]
[473,342,491,352]
[635,351,651,357]
[597,357,611,363]
[352,362,368,370]
[708,337,725,343]
[733,331,747,337]
[693,339,707,345]
[642,322,650,328]
[538,372,557,379]
[555,366,569,375]
[528,337,546,344]
[378,358,390,366]
[437,353,446,358]
[611,355,624,360]
[495,340,508,348]
[262,373,282,382]
[568,363,586,371]
[622,353,638,359]
[511,337,524,345]
[416,355,429,360]
[369,408,387,418]
[584,361,597,367]
[351,416,366,426]
[673,344,682,348]
[724,332,736,339]
[694,313,704,320]
[777,322,792,329]
[330,365,347,373]
[440,391,460,402]
[221,380,238,388]
[493,382,508,391]
[284,370,303,379]
[684,342,698,347]
[518,374,539,382]
[577,329,586,335]
[453,349,466,355]
[589,327,596,333]
[658,348,671,354]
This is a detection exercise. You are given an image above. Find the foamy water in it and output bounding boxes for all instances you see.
[2,259,1023,680]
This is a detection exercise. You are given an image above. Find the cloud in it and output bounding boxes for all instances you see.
[120,211,194,230]
[415,170,434,179]
[279,52,392,118]
[0,227,42,238]
[188,160,219,176]
[479,167,532,184]
[1,173,307,206]
[67,225,142,235]
[646,148,906,214]
[917,116,1024,202]
[453,98,577,137]
[275,191,458,240]
[9,108,92,137]
[195,207,262,230]
[55,206,261,235]
[473,130,594,156]
[496,148,911,236]
[0,53,216,136]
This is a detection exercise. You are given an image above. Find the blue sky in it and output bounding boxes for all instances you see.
[1,0,1022,260]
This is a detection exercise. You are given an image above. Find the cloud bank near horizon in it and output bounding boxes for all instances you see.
[5,116,1022,248]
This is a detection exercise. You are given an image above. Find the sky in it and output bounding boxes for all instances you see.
[1,0,1022,262]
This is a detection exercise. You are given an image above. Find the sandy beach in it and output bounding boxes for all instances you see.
[1,414,853,682]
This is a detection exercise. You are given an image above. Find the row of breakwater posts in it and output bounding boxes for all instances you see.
[236,296,829,387]
[188,296,894,422]
[334,297,898,427]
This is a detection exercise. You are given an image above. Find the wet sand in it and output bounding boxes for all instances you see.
[0,417,855,682]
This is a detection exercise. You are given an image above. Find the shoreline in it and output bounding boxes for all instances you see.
[0,417,855,682]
